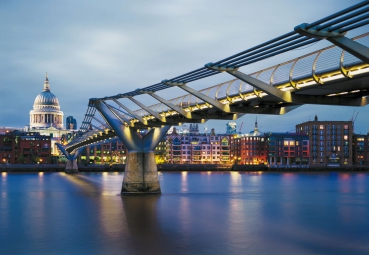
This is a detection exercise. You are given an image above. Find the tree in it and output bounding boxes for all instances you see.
[58,157,67,164]
[31,155,41,164]
[44,156,53,164]
[94,156,101,164]
[17,154,26,164]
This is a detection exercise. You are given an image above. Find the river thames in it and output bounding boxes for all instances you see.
[1,171,368,255]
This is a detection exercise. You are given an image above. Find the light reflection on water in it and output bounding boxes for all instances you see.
[1,171,369,255]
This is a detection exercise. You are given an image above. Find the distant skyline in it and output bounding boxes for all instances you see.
[1,0,368,134]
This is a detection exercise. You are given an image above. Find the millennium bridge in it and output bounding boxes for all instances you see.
[58,1,369,194]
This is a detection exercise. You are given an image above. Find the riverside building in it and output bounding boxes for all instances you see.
[0,131,51,164]
[230,135,267,165]
[266,132,310,166]
[81,138,127,164]
[352,134,369,165]
[230,118,266,165]
[296,116,353,166]
[166,128,231,164]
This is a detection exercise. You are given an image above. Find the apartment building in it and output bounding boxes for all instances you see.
[296,116,353,166]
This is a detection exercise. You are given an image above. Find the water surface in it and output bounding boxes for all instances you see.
[1,171,368,255]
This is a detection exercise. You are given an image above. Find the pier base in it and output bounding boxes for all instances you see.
[65,159,78,174]
[121,152,160,194]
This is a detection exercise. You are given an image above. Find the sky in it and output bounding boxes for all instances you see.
[1,0,368,135]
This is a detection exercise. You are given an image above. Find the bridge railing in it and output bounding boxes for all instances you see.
[128,33,369,119]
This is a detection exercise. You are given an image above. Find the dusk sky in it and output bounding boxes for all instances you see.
[1,0,368,134]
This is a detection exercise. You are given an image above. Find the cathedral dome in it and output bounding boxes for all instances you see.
[29,73,64,129]
[33,74,60,110]
[33,91,60,109]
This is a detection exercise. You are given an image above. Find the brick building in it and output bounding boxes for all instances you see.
[0,131,51,164]
[296,116,353,166]
[352,134,369,165]
[80,138,127,164]
[230,135,267,165]
[266,132,310,166]
[0,134,17,164]
[18,132,52,164]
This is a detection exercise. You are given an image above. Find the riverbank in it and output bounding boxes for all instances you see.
[1,163,369,172]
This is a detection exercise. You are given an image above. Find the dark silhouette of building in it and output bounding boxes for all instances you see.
[66,116,77,130]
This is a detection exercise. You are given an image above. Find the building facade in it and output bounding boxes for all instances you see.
[266,132,310,166]
[352,134,369,165]
[66,116,77,130]
[0,131,52,164]
[80,138,127,164]
[296,117,353,166]
[230,134,267,165]
[166,130,231,164]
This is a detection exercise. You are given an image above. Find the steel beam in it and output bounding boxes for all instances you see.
[94,100,145,151]
[229,105,300,115]
[113,99,147,125]
[178,85,231,112]
[162,80,231,113]
[128,97,166,122]
[149,93,192,119]
[90,124,105,132]
[295,23,369,64]
[227,70,293,102]
[92,116,110,129]
[327,36,369,64]
[290,94,369,106]
[103,101,133,126]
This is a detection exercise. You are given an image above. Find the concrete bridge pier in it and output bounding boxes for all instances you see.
[122,150,161,194]
[94,100,171,194]
[56,143,82,174]
[65,159,79,174]
[119,126,170,194]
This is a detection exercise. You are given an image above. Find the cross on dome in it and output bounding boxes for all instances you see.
[43,72,50,92]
